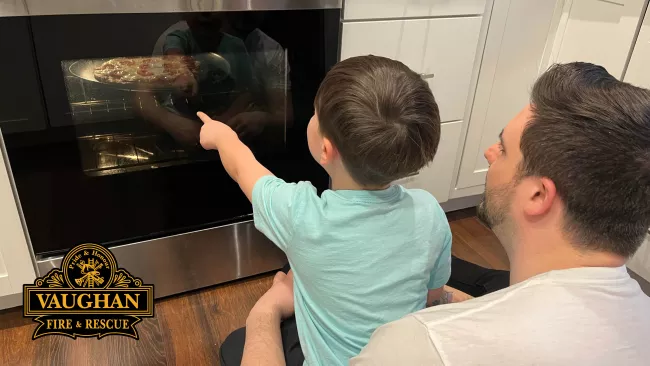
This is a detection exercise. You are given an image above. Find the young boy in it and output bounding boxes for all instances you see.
[198,55,451,365]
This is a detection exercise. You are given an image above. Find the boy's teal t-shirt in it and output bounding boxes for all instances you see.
[252,175,452,366]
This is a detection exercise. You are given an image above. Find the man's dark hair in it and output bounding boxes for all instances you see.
[314,55,441,186]
[523,62,650,257]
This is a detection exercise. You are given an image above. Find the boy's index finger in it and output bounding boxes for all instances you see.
[196,111,212,124]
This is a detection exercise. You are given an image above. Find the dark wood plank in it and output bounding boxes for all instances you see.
[0,315,37,366]
[446,207,478,222]
[155,291,217,365]
[449,217,509,270]
[26,311,167,366]
[86,317,168,366]
[32,334,89,366]
[153,274,274,364]
[450,233,493,268]
[0,306,33,330]
[198,274,274,352]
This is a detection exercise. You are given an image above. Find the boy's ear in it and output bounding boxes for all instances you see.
[320,137,338,165]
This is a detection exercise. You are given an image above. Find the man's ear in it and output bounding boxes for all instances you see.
[320,137,338,165]
[523,177,557,217]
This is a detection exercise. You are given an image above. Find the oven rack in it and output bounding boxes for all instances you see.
[77,132,193,176]
[67,92,232,116]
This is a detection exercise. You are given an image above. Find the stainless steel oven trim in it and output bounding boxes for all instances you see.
[36,220,287,298]
[1,0,342,17]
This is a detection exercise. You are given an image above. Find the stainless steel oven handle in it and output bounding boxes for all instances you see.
[1,0,342,17]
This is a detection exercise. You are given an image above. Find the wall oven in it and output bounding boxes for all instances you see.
[0,1,340,298]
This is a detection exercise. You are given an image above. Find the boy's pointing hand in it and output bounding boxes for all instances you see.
[197,111,239,151]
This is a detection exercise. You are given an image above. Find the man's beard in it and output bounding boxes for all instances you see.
[477,183,512,230]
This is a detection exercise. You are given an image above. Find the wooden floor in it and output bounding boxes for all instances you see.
[0,209,508,366]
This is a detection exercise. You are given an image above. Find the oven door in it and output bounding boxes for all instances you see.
[1,2,340,297]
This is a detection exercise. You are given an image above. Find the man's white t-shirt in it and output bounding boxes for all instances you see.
[351,266,650,365]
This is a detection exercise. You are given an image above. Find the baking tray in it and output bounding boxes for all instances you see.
[66,53,231,92]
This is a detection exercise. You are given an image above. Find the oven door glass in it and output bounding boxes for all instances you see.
[2,10,338,257]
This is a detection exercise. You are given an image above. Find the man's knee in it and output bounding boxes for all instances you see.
[220,327,246,366]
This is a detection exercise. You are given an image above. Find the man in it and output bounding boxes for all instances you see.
[236,62,650,365]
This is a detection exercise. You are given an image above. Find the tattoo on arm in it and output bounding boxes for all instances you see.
[429,291,452,306]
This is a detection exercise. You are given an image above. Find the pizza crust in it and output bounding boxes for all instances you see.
[93,56,199,86]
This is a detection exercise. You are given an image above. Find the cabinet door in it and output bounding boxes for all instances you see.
[393,121,463,203]
[343,0,486,20]
[0,131,35,301]
[341,16,482,123]
[455,0,559,190]
[547,0,646,79]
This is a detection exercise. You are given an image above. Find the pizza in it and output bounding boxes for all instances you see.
[93,56,200,86]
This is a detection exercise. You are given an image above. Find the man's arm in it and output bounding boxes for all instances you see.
[444,285,474,302]
[427,286,473,307]
[198,112,272,201]
[242,309,285,366]
[241,271,295,366]
[427,287,447,307]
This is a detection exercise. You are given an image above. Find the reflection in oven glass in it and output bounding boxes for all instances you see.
[60,13,290,177]
[77,133,191,176]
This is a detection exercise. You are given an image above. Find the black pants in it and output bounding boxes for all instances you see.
[447,257,510,297]
[219,258,509,365]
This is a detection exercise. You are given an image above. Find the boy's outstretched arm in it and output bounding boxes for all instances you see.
[197,111,272,201]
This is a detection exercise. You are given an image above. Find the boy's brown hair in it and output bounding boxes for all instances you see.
[314,55,441,186]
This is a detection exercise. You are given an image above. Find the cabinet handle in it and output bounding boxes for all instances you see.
[420,73,435,79]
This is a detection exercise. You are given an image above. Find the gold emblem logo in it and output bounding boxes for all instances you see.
[23,243,154,339]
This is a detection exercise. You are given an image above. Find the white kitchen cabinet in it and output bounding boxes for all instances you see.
[341,16,483,123]
[0,132,35,309]
[546,0,646,79]
[454,0,561,191]
[343,0,486,20]
[624,5,650,88]
[0,1,27,16]
[394,121,463,203]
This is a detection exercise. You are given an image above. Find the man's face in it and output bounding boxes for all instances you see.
[477,105,531,239]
